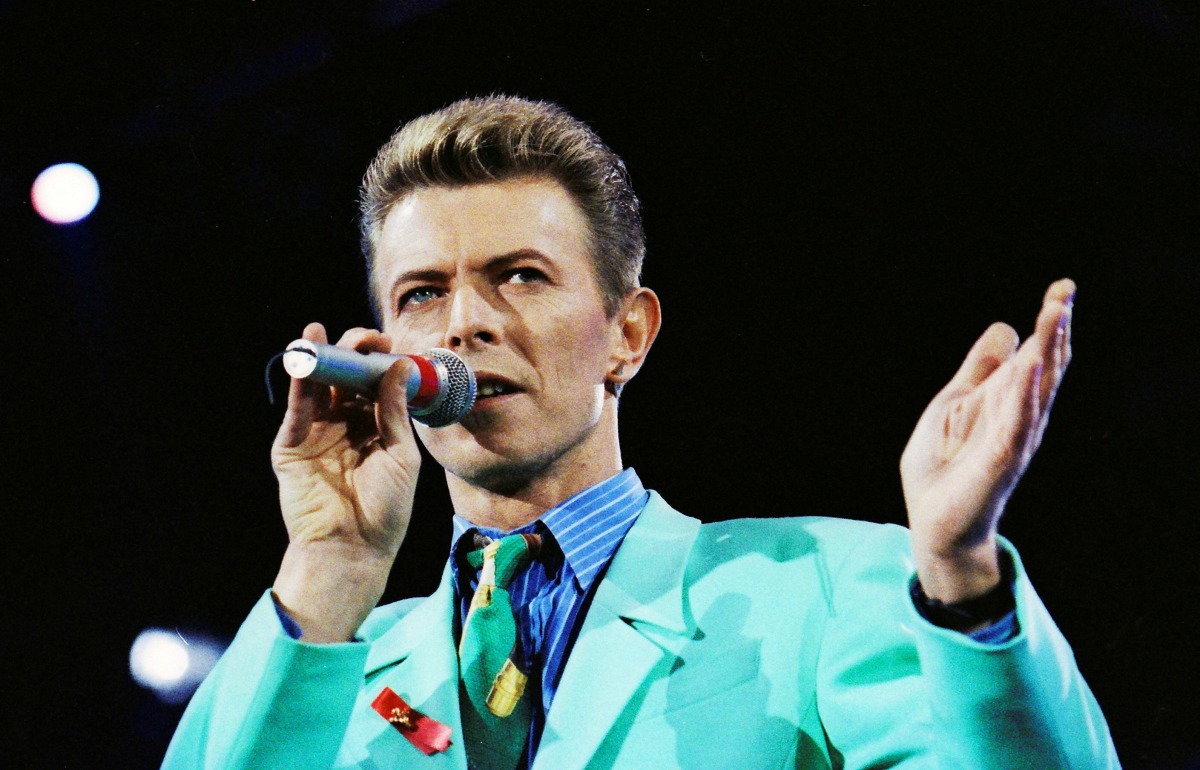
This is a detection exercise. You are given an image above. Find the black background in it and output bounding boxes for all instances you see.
[3,1,1197,767]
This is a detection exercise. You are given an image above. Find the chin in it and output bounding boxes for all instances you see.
[433,428,602,497]
[443,449,558,496]
[418,403,605,495]
[416,425,523,484]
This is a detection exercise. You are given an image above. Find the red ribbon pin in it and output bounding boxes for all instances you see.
[371,687,452,756]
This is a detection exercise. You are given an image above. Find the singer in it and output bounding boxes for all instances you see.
[163,97,1119,768]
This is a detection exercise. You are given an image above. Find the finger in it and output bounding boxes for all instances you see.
[1032,281,1075,446]
[1039,300,1070,410]
[303,321,328,344]
[335,327,393,354]
[1020,279,1075,419]
[375,357,417,450]
[1046,278,1074,389]
[1025,279,1075,361]
[328,327,394,406]
[1059,291,1073,378]
[944,322,1019,396]
[992,356,1041,485]
[1044,276,1077,308]
[276,323,331,449]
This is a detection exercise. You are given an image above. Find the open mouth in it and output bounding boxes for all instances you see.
[475,377,520,401]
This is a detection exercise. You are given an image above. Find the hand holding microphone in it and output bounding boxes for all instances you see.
[282,339,476,427]
[271,324,464,642]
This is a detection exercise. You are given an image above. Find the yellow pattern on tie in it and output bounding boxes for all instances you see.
[458,534,541,770]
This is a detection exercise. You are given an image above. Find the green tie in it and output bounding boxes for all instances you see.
[458,533,542,770]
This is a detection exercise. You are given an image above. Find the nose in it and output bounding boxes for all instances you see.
[444,283,500,351]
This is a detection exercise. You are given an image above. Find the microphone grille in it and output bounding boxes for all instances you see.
[413,348,476,427]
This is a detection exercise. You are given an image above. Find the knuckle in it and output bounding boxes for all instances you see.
[336,327,368,346]
[344,328,389,352]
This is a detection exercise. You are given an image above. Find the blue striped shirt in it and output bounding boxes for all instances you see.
[450,467,648,762]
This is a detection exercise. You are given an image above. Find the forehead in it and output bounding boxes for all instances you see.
[372,178,593,286]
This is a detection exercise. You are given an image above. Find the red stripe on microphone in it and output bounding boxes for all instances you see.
[407,355,440,408]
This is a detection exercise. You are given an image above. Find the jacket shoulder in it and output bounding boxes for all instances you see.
[692,513,908,571]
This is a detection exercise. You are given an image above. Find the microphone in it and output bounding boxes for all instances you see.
[281,340,476,427]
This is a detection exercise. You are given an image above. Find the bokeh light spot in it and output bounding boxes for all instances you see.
[31,162,100,224]
[129,628,191,690]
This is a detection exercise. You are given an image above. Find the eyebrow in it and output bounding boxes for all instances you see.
[489,248,552,270]
[387,248,553,299]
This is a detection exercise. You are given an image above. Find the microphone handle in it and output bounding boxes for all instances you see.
[282,340,422,400]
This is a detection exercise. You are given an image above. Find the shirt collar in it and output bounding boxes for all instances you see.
[450,468,647,593]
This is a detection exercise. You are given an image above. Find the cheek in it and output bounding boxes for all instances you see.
[381,320,406,350]
[384,323,435,356]
[548,318,613,393]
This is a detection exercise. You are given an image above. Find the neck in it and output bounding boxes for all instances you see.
[446,407,623,531]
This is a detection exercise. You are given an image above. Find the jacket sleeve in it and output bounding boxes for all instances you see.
[815,525,1121,769]
[160,590,371,770]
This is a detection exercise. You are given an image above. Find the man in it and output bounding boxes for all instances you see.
[163,96,1119,768]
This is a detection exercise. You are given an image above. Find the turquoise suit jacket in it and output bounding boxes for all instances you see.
[162,493,1120,768]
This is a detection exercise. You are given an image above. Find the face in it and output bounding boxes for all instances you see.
[373,177,624,493]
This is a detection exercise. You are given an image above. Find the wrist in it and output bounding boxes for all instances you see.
[273,541,395,643]
[912,535,1002,605]
[912,573,1015,633]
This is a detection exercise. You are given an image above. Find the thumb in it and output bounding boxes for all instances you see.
[944,322,1020,396]
[375,357,418,451]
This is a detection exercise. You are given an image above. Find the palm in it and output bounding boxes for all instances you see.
[274,411,418,556]
[272,324,421,560]
[901,280,1074,561]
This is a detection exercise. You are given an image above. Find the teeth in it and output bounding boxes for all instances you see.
[478,382,510,398]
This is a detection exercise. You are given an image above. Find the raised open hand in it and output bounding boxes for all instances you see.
[901,279,1074,602]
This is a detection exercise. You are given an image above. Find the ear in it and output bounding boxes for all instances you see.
[606,287,662,394]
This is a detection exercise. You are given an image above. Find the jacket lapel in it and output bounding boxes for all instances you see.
[359,563,468,766]
[534,493,700,769]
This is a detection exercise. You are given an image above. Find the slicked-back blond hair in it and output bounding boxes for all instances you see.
[359,95,645,319]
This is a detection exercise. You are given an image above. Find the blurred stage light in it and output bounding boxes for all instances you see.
[130,629,189,689]
[31,162,100,224]
[130,627,225,703]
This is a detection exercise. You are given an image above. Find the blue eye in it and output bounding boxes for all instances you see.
[506,268,546,284]
[398,287,442,312]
